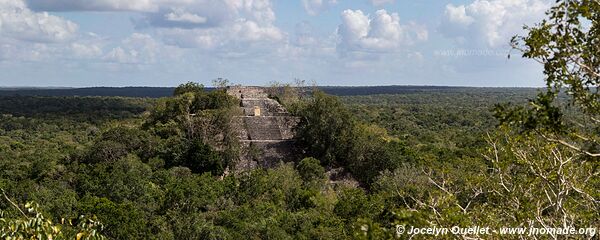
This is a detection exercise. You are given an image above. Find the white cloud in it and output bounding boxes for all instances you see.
[165,10,207,24]
[0,0,87,62]
[104,47,138,64]
[337,9,427,53]
[302,0,337,16]
[20,0,286,52]
[70,43,103,58]
[0,0,78,43]
[227,0,275,24]
[153,0,284,50]
[233,20,283,42]
[370,0,394,6]
[158,20,284,50]
[441,0,550,47]
[26,0,276,24]
[0,41,46,61]
[25,0,158,12]
[104,33,181,64]
[445,5,474,26]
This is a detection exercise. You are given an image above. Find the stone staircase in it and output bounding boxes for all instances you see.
[240,99,288,116]
[244,117,283,140]
[226,86,299,171]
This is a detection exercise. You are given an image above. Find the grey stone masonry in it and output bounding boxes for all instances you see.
[226,86,300,171]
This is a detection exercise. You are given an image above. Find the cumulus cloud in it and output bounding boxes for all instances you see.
[25,0,158,12]
[22,0,286,51]
[164,10,207,24]
[135,1,243,29]
[0,0,178,66]
[104,33,182,64]
[337,9,427,53]
[301,0,337,16]
[70,42,103,59]
[26,0,276,24]
[441,0,550,47]
[0,0,86,62]
[0,0,78,43]
[370,0,394,6]
[0,42,48,61]
[152,0,284,50]
[139,8,217,29]
[158,21,284,50]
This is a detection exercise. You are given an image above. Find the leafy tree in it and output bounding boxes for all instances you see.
[266,79,309,106]
[185,139,225,175]
[292,90,356,167]
[333,187,368,221]
[145,83,240,174]
[85,126,157,164]
[297,157,325,183]
[77,196,148,239]
[212,78,230,89]
[0,190,105,240]
[293,91,414,186]
[483,130,599,232]
[173,82,204,96]
[373,164,476,231]
[506,0,600,156]
[77,154,158,204]
[347,124,412,185]
[488,0,600,232]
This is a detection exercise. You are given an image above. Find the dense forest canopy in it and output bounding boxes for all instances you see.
[0,84,597,239]
[1,0,599,238]
[0,86,553,239]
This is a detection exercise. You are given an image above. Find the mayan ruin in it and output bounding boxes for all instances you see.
[227,86,299,171]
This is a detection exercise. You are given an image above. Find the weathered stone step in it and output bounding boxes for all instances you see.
[227,86,269,99]
[232,116,248,139]
[244,117,282,140]
[241,98,287,116]
[242,108,290,116]
[237,140,298,170]
[226,86,301,172]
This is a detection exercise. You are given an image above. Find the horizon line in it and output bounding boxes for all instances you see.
[0,84,544,89]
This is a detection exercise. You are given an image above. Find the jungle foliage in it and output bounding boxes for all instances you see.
[1,0,599,238]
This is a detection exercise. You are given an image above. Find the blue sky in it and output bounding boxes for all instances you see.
[0,0,552,87]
